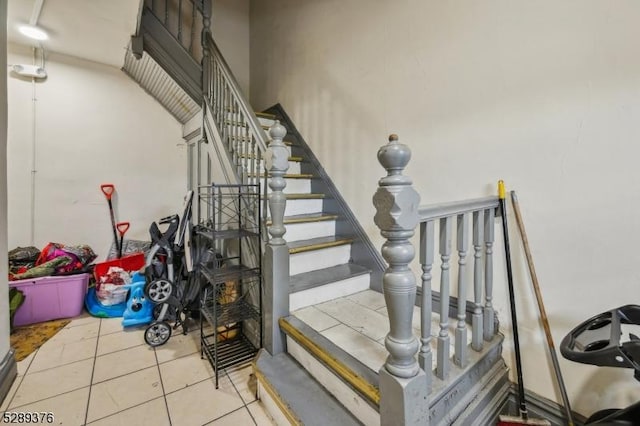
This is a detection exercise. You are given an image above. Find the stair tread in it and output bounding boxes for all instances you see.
[251,173,314,179]
[224,119,270,130]
[256,111,277,120]
[255,350,361,426]
[280,316,380,407]
[290,263,370,293]
[288,235,354,254]
[282,212,339,225]
[286,193,326,200]
[267,212,338,226]
[239,154,304,162]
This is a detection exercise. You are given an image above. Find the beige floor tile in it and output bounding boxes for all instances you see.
[45,322,99,347]
[16,351,36,376]
[96,329,145,356]
[66,313,99,328]
[28,337,97,373]
[160,353,213,394]
[87,366,163,423]
[87,396,170,426]
[155,330,200,364]
[292,306,339,331]
[9,358,93,408]
[346,290,386,310]
[0,376,21,411]
[7,386,89,426]
[247,401,276,426]
[99,317,126,335]
[316,298,389,341]
[321,324,387,372]
[226,363,257,404]
[207,407,255,425]
[166,377,243,426]
[93,344,157,384]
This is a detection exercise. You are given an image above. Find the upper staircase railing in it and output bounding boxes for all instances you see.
[143,0,205,64]
[202,32,269,189]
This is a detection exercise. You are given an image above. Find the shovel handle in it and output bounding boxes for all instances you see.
[101,184,115,201]
[116,222,130,237]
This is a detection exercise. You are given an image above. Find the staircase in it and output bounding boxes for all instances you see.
[124,1,511,424]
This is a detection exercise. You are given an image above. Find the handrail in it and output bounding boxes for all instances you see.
[418,196,499,222]
[204,32,269,155]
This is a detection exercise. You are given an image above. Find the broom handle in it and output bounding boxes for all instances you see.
[499,181,528,420]
[510,191,575,426]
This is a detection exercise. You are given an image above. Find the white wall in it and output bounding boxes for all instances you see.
[7,43,187,259]
[213,0,250,97]
[250,0,640,417]
[1,0,11,361]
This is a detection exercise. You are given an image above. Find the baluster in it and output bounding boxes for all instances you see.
[250,139,257,187]
[454,213,469,367]
[189,1,196,54]
[472,210,484,351]
[437,216,452,380]
[419,220,434,392]
[373,134,428,425]
[484,207,495,340]
[164,0,168,26]
[177,0,183,43]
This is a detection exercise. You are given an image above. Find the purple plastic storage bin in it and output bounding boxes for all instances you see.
[9,273,90,326]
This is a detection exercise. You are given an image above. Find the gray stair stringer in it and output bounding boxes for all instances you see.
[290,263,370,294]
[254,350,362,426]
[449,359,510,426]
[429,334,508,425]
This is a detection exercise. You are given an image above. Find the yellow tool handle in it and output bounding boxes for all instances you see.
[498,180,506,199]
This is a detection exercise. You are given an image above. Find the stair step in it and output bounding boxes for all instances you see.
[280,316,380,425]
[267,213,338,226]
[256,111,277,120]
[288,235,353,255]
[253,173,314,179]
[254,350,361,426]
[224,119,270,130]
[290,263,370,293]
[286,193,326,200]
[240,154,304,162]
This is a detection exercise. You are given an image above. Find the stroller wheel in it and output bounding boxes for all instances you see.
[144,321,172,347]
[145,279,173,303]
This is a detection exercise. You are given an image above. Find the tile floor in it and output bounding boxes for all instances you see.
[293,289,473,373]
[1,314,276,426]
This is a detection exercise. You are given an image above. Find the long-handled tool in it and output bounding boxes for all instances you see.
[116,222,130,259]
[101,184,120,255]
[510,190,574,426]
[497,181,550,426]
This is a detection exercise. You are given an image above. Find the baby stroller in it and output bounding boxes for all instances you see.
[143,191,200,347]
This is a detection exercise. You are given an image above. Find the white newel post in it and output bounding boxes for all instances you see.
[373,134,429,425]
[263,121,290,355]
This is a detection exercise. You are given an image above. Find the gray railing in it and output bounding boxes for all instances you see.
[373,135,500,425]
[144,0,205,63]
[202,32,269,189]
[418,195,499,383]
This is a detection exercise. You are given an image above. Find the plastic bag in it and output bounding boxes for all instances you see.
[96,266,131,306]
[8,246,41,274]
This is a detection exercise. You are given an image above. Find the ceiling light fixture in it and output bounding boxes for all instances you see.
[18,25,48,41]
